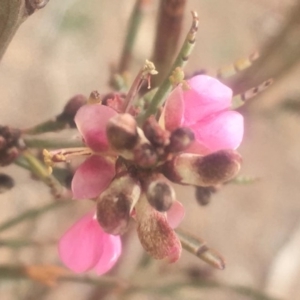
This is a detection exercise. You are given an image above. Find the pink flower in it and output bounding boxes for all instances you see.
[71,104,118,199]
[58,211,122,274]
[163,75,244,154]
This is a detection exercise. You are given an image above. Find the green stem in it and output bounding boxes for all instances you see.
[137,11,199,124]
[176,228,225,270]
[22,150,66,198]
[0,201,70,233]
[118,0,146,73]
[23,135,84,149]
[23,119,68,135]
[0,239,50,248]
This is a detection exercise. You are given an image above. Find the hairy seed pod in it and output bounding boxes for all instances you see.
[96,173,141,235]
[161,150,242,187]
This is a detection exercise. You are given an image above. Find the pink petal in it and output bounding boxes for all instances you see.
[183,75,232,126]
[189,110,244,153]
[72,155,115,199]
[58,211,104,273]
[166,200,185,229]
[75,104,117,152]
[163,86,184,131]
[94,234,122,275]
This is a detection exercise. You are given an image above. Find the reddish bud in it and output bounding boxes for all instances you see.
[56,94,87,127]
[0,126,23,166]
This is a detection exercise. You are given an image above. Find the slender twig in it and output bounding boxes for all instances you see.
[151,0,187,87]
[138,11,199,124]
[22,150,67,198]
[0,0,49,61]
[24,135,84,149]
[22,119,68,135]
[118,0,146,73]
[176,228,225,270]
[0,201,70,233]
[223,1,300,98]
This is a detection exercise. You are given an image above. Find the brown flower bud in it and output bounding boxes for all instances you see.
[144,173,175,212]
[97,173,141,235]
[161,150,242,187]
[133,143,158,168]
[135,196,181,262]
[0,126,23,166]
[106,114,139,151]
[195,186,218,206]
[0,173,15,194]
[166,127,194,153]
[56,94,87,127]
[143,116,170,147]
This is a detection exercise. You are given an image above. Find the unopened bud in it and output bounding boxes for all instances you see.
[106,114,139,151]
[143,116,170,147]
[56,94,87,127]
[195,186,218,206]
[133,143,158,168]
[161,150,242,187]
[166,127,194,153]
[0,173,15,194]
[0,126,23,166]
[144,174,175,212]
[102,93,126,113]
[97,173,141,235]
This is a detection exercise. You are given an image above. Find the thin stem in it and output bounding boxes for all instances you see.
[223,1,300,97]
[176,228,225,270]
[123,60,158,112]
[0,201,71,233]
[22,119,68,135]
[24,135,84,149]
[151,0,187,87]
[138,11,199,124]
[118,0,146,73]
[22,150,67,198]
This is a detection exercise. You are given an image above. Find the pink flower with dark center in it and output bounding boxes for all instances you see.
[71,104,117,199]
[58,211,121,274]
[163,75,244,154]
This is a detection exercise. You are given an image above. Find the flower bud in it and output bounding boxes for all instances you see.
[143,116,170,147]
[133,143,158,168]
[96,173,141,235]
[144,174,175,212]
[106,114,139,151]
[0,173,15,194]
[195,186,218,206]
[56,94,87,127]
[161,150,242,187]
[135,196,181,262]
[0,126,23,166]
[166,127,194,153]
[102,93,126,113]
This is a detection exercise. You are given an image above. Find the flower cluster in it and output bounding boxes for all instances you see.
[54,75,243,274]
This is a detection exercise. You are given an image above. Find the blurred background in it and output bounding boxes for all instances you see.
[1,0,300,299]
